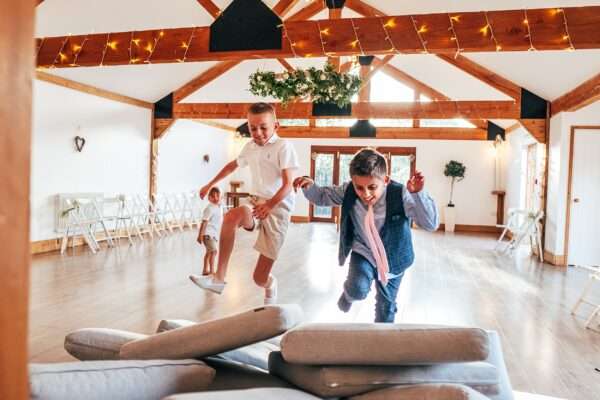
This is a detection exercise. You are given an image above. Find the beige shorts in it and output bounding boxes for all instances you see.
[202,235,218,252]
[241,196,291,261]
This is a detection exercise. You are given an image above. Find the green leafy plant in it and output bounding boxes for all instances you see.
[444,160,466,207]
[249,63,361,107]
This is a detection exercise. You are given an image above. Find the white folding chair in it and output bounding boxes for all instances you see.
[60,198,114,253]
[136,195,163,237]
[571,265,600,330]
[495,209,544,262]
[102,195,135,246]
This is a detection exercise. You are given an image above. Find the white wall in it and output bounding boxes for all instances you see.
[31,80,151,241]
[156,120,233,195]
[286,138,499,226]
[543,101,600,255]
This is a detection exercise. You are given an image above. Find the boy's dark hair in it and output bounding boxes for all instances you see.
[208,187,221,197]
[248,102,277,118]
[349,148,388,178]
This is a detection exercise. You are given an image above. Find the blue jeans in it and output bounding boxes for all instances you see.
[344,252,404,323]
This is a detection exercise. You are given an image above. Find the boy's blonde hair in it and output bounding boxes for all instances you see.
[248,102,277,119]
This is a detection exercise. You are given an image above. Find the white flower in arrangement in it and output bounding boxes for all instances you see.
[320,73,326,80]
[346,82,351,89]
[256,75,262,81]
[283,73,289,80]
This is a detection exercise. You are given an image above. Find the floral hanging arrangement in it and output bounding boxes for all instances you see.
[249,63,361,107]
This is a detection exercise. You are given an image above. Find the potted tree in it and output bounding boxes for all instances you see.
[443,160,466,232]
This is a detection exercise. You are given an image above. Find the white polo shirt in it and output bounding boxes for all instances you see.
[236,133,299,211]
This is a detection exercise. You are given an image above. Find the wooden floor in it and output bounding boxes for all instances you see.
[29,224,600,399]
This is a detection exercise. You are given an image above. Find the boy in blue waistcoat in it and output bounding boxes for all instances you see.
[293,148,439,323]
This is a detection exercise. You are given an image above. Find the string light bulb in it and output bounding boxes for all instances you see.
[410,16,429,53]
[523,9,536,51]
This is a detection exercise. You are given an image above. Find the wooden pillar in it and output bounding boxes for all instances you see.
[149,108,159,204]
[358,65,371,102]
[0,1,34,399]
[492,190,506,225]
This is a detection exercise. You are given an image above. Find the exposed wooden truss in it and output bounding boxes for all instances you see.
[36,6,600,68]
[173,101,519,120]
[195,0,221,19]
[551,72,600,115]
[519,119,547,143]
[278,126,487,140]
[437,54,521,100]
[154,118,176,139]
[273,0,301,18]
[277,58,295,72]
[328,7,343,70]
[36,70,153,109]
[193,119,237,132]
[286,0,325,22]
[345,0,386,18]
[173,60,241,103]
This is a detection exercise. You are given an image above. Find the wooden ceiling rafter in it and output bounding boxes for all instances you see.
[286,0,326,22]
[273,0,302,19]
[437,54,521,100]
[195,0,221,19]
[173,101,520,120]
[345,0,386,17]
[36,70,153,109]
[37,6,600,68]
[173,60,241,103]
[193,119,237,132]
[154,118,176,139]
[551,72,600,115]
[278,126,487,140]
[277,58,295,72]
[327,6,343,70]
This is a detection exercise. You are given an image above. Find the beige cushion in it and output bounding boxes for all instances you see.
[120,304,302,360]
[64,328,147,360]
[30,359,215,400]
[203,357,292,391]
[268,351,499,398]
[162,388,321,400]
[281,323,489,365]
[350,384,491,400]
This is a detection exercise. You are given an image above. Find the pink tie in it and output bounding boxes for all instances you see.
[364,205,389,285]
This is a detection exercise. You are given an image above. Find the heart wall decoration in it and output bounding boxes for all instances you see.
[74,136,86,152]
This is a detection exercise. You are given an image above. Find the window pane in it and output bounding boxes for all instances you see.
[371,119,413,127]
[316,119,357,127]
[420,119,475,128]
[313,153,334,218]
[279,119,309,126]
[339,153,354,184]
[370,72,414,102]
[390,155,412,184]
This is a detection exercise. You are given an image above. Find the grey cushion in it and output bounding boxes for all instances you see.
[281,323,490,365]
[203,357,292,391]
[162,388,322,400]
[485,331,514,400]
[29,359,215,400]
[350,384,492,400]
[217,340,280,371]
[64,328,147,360]
[120,305,302,360]
[268,351,499,398]
[156,319,196,333]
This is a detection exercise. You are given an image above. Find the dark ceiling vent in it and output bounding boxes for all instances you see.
[358,55,375,66]
[325,0,346,8]
[487,121,505,141]
[350,119,376,138]
[210,0,282,52]
[236,122,251,137]
[520,88,548,119]
[154,93,173,119]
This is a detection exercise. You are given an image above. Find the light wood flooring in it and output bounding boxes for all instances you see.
[29,224,600,399]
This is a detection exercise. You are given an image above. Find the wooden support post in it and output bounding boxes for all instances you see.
[149,109,159,204]
[0,1,34,399]
[492,190,506,225]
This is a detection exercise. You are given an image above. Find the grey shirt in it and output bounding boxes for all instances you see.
[303,182,439,272]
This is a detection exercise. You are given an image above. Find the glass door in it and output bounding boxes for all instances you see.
[310,151,337,222]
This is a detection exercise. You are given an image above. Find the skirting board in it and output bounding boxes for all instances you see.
[543,250,567,266]
[438,224,502,234]
[291,215,310,223]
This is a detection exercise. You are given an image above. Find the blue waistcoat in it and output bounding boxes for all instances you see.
[338,181,415,275]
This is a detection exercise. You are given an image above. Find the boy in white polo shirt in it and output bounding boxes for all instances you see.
[190,187,223,281]
[196,102,298,304]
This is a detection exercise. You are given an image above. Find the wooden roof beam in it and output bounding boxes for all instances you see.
[173,101,520,120]
[273,0,301,19]
[286,0,326,21]
[173,60,241,103]
[345,0,386,17]
[551,72,600,115]
[196,0,221,19]
[36,6,600,68]
[278,126,487,140]
[277,58,295,72]
[437,54,521,100]
[36,71,153,109]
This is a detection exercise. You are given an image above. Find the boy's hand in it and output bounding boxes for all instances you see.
[293,176,314,192]
[407,171,425,193]
[253,203,272,220]
[199,185,211,199]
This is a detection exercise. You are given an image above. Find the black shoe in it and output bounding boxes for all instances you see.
[337,293,352,313]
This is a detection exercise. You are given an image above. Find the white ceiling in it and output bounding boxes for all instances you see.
[36,1,600,104]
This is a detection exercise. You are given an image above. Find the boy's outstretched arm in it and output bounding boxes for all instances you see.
[253,168,295,219]
[293,176,346,207]
[199,160,238,199]
[403,171,439,231]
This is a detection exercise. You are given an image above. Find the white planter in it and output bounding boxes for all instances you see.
[444,206,456,232]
